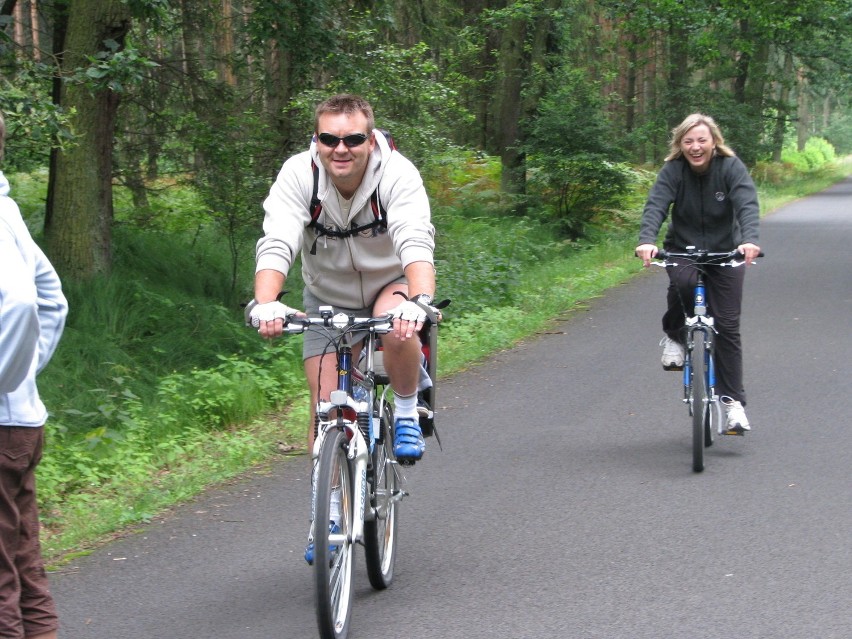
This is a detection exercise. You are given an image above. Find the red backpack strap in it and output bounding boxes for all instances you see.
[376,128,396,151]
[309,159,322,226]
[369,188,387,228]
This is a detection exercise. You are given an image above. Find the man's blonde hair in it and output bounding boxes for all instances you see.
[314,94,375,133]
[665,113,735,161]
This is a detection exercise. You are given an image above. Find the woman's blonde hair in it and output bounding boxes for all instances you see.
[665,113,735,161]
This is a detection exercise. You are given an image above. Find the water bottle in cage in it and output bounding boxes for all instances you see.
[353,384,368,402]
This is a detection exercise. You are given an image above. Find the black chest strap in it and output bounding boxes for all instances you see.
[306,129,395,255]
[307,161,387,254]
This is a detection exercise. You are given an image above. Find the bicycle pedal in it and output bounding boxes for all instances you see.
[663,364,684,371]
[722,427,746,436]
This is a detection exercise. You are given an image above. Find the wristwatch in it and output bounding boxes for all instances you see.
[411,294,433,307]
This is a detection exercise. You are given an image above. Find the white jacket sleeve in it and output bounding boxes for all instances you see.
[33,242,67,373]
[0,218,40,393]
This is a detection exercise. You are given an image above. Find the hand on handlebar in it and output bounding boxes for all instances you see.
[249,301,303,338]
[387,300,427,341]
[635,243,658,267]
[737,242,761,265]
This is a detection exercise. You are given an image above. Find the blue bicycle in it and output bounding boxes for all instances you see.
[651,248,761,472]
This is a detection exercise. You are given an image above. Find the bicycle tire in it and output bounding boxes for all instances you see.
[314,428,354,639]
[691,335,708,473]
[364,399,399,590]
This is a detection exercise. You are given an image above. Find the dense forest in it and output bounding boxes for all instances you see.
[1,0,850,283]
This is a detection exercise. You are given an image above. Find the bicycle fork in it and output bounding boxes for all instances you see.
[308,411,371,548]
[683,322,718,411]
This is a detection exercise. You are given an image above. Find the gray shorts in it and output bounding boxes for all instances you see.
[302,286,433,391]
[301,285,401,360]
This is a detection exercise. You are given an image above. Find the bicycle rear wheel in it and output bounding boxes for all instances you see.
[691,336,708,473]
[364,400,399,590]
[314,428,354,639]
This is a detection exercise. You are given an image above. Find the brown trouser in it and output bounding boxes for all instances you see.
[0,427,58,638]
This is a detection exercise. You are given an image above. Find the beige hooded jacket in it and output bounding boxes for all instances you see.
[256,132,435,309]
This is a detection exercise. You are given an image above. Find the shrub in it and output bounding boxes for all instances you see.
[781,137,837,171]
[752,160,796,186]
[527,154,634,239]
[804,137,836,164]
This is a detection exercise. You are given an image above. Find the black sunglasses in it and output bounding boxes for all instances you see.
[318,132,369,148]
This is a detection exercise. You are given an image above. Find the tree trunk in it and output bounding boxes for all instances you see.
[495,14,526,199]
[265,41,295,157]
[666,22,689,130]
[218,0,236,86]
[44,0,131,280]
[732,20,750,104]
[30,0,40,61]
[771,52,794,162]
[796,67,809,150]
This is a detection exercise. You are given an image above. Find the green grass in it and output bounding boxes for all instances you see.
[17,156,849,563]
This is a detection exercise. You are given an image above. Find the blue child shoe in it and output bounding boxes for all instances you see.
[305,521,341,565]
[393,417,425,462]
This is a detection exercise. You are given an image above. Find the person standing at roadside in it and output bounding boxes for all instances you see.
[0,112,68,639]
[636,113,760,433]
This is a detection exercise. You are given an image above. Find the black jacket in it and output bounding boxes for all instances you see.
[638,155,760,251]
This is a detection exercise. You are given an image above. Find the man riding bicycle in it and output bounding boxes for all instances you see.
[250,94,436,463]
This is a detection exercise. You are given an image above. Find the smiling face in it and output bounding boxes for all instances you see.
[315,111,375,199]
[679,123,716,174]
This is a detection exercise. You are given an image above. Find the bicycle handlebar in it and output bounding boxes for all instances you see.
[648,248,765,267]
[654,249,765,261]
[280,311,394,335]
[245,296,447,332]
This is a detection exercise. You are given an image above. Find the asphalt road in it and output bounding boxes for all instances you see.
[51,178,852,639]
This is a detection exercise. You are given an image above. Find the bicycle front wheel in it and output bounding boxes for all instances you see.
[314,428,354,639]
[691,336,708,473]
[364,400,399,590]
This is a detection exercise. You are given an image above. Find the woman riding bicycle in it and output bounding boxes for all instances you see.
[635,113,761,433]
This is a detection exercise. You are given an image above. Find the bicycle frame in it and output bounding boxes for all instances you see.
[308,309,394,549]
[681,268,718,418]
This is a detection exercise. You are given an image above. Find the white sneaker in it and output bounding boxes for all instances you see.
[721,396,750,434]
[660,336,685,370]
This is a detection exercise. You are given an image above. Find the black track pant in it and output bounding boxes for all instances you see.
[662,264,748,405]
